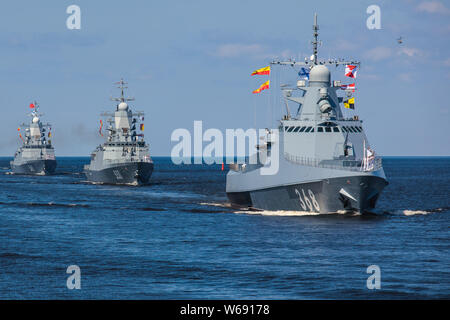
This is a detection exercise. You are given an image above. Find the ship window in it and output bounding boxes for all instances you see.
[325,127,332,132]
[341,127,347,132]
[299,127,306,132]
[355,127,362,132]
[285,126,289,131]
[359,126,363,131]
[317,127,324,132]
[333,127,340,132]
[293,126,301,132]
[347,126,354,132]
[310,128,314,132]
[351,126,358,132]
[305,127,312,132]
[287,126,295,132]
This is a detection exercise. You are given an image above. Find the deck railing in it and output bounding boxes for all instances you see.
[284,153,383,172]
[228,153,383,172]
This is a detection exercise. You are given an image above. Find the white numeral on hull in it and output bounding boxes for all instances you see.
[294,188,320,212]
[113,169,123,180]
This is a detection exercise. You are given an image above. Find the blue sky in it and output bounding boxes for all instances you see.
[0,0,449,156]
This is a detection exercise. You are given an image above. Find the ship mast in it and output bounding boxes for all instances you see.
[270,13,360,68]
[312,13,319,65]
[111,78,135,103]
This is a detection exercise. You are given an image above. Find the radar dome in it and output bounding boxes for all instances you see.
[309,65,330,84]
[32,117,39,123]
[118,102,128,110]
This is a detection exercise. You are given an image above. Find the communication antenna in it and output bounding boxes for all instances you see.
[111,78,135,102]
[312,13,319,65]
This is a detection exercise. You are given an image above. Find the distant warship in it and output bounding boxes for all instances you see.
[226,14,388,213]
[11,102,56,175]
[84,79,153,185]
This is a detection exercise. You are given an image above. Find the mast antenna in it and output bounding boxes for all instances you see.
[270,13,360,68]
[111,78,135,102]
[312,13,319,65]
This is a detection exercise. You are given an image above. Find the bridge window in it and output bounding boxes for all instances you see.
[285,126,289,131]
[341,127,347,132]
[287,126,295,132]
[299,127,306,132]
[333,127,340,132]
[293,126,301,132]
[305,127,312,133]
[325,127,332,132]
[317,127,324,132]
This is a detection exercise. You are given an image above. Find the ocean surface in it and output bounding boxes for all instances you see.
[0,156,448,299]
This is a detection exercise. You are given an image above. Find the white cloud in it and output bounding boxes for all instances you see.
[333,39,358,51]
[212,43,266,58]
[416,1,450,14]
[397,47,423,57]
[211,43,298,61]
[360,74,380,80]
[398,73,413,82]
[363,47,392,61]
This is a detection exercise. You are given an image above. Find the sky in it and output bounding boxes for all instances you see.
[0,0,449,156]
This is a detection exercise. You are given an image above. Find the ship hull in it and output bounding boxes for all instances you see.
[10,159,57,175]
[227,175,388,213]
[84,162,153,185]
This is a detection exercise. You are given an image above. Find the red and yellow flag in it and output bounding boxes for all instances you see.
[252,80,270,94]
[99,119,103,136]
[251,66,270,76]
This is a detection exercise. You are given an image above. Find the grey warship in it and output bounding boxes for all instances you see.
[84,79,153,185]
[10,102,56,175]
[226,14,388,213]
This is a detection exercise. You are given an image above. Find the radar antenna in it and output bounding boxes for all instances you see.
[111,78,135,103]
[28,101,43,118]
[312,13,319,65]
[270,13,360,68]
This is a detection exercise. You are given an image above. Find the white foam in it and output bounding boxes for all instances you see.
[199,202,357,216]
[402,210,430,216]
[235,210,325,216]
[199,202,232,208]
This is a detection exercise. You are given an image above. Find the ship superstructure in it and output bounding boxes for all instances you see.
[226,14,388,213]
[84,79,153,185]
[10,102,56,175]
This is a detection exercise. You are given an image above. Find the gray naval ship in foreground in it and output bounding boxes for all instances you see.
[226,14,388,213]
[11,102,56,175]
[84,79,153,185]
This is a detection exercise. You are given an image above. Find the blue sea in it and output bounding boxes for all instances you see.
[0,157,448,299]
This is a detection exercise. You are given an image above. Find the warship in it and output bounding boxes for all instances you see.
[10,102,56,175]
[84,79,153,185]
[226,14,388,213]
